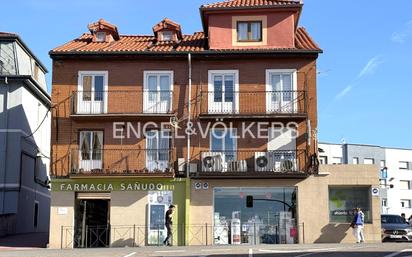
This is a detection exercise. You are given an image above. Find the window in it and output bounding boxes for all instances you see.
[329,187,372,223]
[211,128,237,162]
[382,198,387,207]
[319,156,328,165]
[77,71,108,114]
[332,157,342,164]
[399,161,409,170]
[364,158,374,165]
[352,157,359,164]
[266,70,296,113]
[79,131,103,171]
[214,187,297,245]
[143,71,173,113]
[146,130,170,172]
[399,180,411,190]
[208,70,238,113]
[96,32,106,42]
[161,31,173,41]
[401,199,411,208]
[237,21,262,42]
[34,201,39,228]
[34,64,40,81]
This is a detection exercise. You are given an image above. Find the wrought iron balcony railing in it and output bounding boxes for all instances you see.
[69,148,174,176]
[71,90,174,115]
[193,150,307,177]
[200,91,306,116]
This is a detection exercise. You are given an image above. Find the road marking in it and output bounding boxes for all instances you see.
[155,250,186,253]
[249,248,253,257]
[294,253,317,257]
[384,249,412,257]
[259,247,341,254]
[123,252,136,257]
[200,248,232,252]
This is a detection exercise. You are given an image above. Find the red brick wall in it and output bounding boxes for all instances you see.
[51,56,318,177]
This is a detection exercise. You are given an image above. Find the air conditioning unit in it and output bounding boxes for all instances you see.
[227,160,248,172]
[202,153,223,172]
[281,159,296,172]
[255,152,273,172]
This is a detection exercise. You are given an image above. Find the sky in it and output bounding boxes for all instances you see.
[1,0,411,148]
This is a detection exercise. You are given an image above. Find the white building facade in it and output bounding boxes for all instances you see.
[319,142,412,218]
[0,32,51,237]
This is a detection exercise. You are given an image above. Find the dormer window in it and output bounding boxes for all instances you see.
[96,32,106,42]
[153,18,183,43]
[237,21,262,42]
[88,19,119,43]
[161,31,173,41]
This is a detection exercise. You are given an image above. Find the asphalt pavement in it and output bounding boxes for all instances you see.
[0,243,412,257]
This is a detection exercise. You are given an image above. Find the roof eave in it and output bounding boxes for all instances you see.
[0,75,51,104]
[49,49,322,58]
[200,3,303,12]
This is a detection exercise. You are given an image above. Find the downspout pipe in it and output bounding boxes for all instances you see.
[186,53,192,177]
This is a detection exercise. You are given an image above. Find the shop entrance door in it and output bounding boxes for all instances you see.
[74,198,110,248]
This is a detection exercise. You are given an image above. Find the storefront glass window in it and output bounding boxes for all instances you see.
[214,187,297,245]
[329,187,372,223]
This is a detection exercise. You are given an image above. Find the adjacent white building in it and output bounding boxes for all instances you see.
[0,32,51,238]
[385,148,412,217]
[319,142,412,218]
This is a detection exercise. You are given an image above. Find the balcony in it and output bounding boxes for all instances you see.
[200,91,306,119]
[69,148,174,177]
[71,90,174,118]
[191,150,307,178]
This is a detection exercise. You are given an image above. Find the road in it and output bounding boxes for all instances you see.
[0,243,412,257]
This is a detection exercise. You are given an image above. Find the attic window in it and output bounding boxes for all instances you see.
[237,21,262,42]
[161,31,173,41]
[96,32,106,42]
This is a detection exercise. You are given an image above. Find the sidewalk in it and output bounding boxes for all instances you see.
[0,233,48,248]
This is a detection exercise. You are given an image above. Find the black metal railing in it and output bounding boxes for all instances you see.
[69,148,174,176]
[200,91,306,116]
[71,90,174,115]
[196,150,306,175]
[60,222,304,248]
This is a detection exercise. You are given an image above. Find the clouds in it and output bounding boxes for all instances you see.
[335,84,353,99]
[335,55,384,100]
[358,56,384,78]
[391,19,412,44]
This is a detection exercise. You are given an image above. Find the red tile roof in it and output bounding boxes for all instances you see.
[201,0,301,10]
[50,28,320,54]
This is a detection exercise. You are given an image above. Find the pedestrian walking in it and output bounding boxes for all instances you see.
[401,213,406,223]
[352,207,365,243]
[163,204,175,246]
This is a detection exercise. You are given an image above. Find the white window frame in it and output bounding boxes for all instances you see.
[319,156,328,165]
[265,69,298,113]
[332,157,342,164]
[77,71,109,113]
[399,161,409,170]
[145,129,171,172]
[143,70,174,113]
[208,70,239,113]
[399,180,411,190]
[78,130,104,171]
[364,158,375,165]
[401,199,411,209]
[96,32,106,42]
[161,31,173,41]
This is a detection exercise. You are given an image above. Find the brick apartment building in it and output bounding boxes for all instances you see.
[48,0,381,248]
